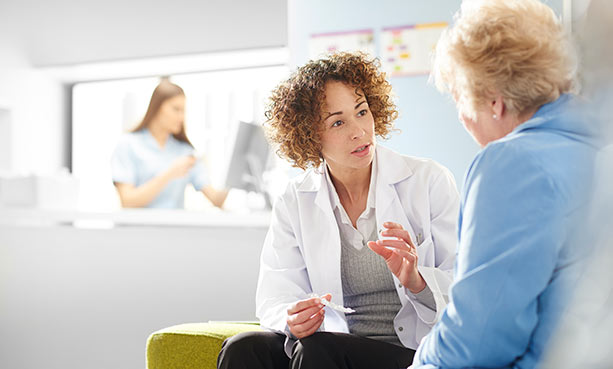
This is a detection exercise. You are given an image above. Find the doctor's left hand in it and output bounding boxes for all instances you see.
[368,222,426,294]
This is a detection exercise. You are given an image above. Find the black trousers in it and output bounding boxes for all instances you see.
[217,331,415,369]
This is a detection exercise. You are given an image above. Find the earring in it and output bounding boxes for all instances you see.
[493,114,498,120]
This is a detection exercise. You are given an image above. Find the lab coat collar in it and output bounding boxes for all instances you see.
[295,145,413,212]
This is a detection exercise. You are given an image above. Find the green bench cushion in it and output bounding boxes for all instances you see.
[146,322,263,369]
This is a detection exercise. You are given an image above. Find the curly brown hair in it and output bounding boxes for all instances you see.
[264,52,398,170]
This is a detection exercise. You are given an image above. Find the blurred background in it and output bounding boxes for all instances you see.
[1,1,609,369]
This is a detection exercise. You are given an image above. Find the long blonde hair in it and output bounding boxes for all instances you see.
[131,78,193,146]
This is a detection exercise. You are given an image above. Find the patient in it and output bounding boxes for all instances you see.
[412,0,600,368]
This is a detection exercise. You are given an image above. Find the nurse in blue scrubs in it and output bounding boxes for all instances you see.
[111,79,227,209]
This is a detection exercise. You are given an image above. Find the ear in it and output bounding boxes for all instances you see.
[491,95,505,120]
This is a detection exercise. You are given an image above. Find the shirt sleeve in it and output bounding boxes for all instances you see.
[415,144,563,368]
[189,157,209,191]
[110,137,137,185]
[412,284,436,311]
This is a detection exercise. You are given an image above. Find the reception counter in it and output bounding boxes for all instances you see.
[0,208,270,369]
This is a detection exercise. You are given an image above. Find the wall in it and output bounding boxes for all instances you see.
[0,0,287,67]
[288,0,564,187]
[0,43,69,175]
[0,224,266,369]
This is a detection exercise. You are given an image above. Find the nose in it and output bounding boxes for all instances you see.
[351,122,366,140]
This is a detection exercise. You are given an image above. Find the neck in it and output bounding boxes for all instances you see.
[327,163,371,205]
[495,108,538,145]
[516,108,538,126]
[508,108,538,131]
[147,122,170,148]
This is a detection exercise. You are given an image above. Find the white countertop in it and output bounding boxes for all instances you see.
[0,207,271,228]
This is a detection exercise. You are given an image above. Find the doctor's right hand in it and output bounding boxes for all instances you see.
[286,294,331,339]
[166,155,196,179]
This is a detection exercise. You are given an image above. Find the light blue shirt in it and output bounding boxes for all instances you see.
[414,95,599,368]
[111,129,208,209]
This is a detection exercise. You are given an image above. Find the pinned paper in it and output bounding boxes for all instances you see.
[381,22,448,77]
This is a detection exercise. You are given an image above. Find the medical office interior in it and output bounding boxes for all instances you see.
[0,0,610,369]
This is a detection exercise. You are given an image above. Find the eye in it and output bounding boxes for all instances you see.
[357,109,368,117]
[331,120,343,128]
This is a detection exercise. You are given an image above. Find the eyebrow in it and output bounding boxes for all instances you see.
[323,100,367,121]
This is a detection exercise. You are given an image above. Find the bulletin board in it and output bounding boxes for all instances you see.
[309,29,375,60]
[380,22,448,77]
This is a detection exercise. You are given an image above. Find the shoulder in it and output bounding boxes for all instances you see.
[168,136,195,154]
[285,168,321,196]
[113,132,143,156]
[377,145,455,186]
[116,131,145,148]
[468,140,531,180]
[465,139,556,205]
[270,167,322,210]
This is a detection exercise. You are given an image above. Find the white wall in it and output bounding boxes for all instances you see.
[0,224,266,369]
[0,0,287,67]
[0,43,68,175]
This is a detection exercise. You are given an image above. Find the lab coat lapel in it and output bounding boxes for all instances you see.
[374,146,417,241]
[296,168,344,309]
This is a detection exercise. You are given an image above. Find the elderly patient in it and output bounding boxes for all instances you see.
[412,0,600,368]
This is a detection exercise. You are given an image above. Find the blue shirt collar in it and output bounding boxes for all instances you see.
[511,94,572,135]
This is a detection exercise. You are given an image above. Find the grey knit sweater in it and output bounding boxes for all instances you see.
[341,227,404,346]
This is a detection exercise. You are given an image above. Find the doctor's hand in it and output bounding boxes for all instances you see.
[368,222,426,294]
[166,155,196,179]
[286,294,331,339]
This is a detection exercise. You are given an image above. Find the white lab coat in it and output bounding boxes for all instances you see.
[255,145,459,350]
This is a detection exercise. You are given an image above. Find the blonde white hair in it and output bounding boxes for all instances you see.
[432,0,577,120]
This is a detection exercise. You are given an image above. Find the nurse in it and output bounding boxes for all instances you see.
[217,52,460,369]
[412,0,600,368]
[111,79,227,209]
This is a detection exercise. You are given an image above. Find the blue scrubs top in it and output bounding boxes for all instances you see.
[111,129,209,209]
[414,95,599,368]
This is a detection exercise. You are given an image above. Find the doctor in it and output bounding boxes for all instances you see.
[217,52,459,369]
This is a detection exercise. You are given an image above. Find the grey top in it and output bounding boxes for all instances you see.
[341,226,404,346]
[325,162,436,347]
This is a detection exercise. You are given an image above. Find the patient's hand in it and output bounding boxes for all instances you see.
[286,294,331,339]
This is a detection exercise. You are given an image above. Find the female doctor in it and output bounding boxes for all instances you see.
[217,52,460,369]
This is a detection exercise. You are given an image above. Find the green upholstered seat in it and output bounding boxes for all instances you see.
[146,322,263,369]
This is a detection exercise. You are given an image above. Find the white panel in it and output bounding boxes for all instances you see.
[0,0,287,66]
[0,108,12,174]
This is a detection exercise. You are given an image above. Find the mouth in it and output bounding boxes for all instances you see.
[351,143,371,156]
